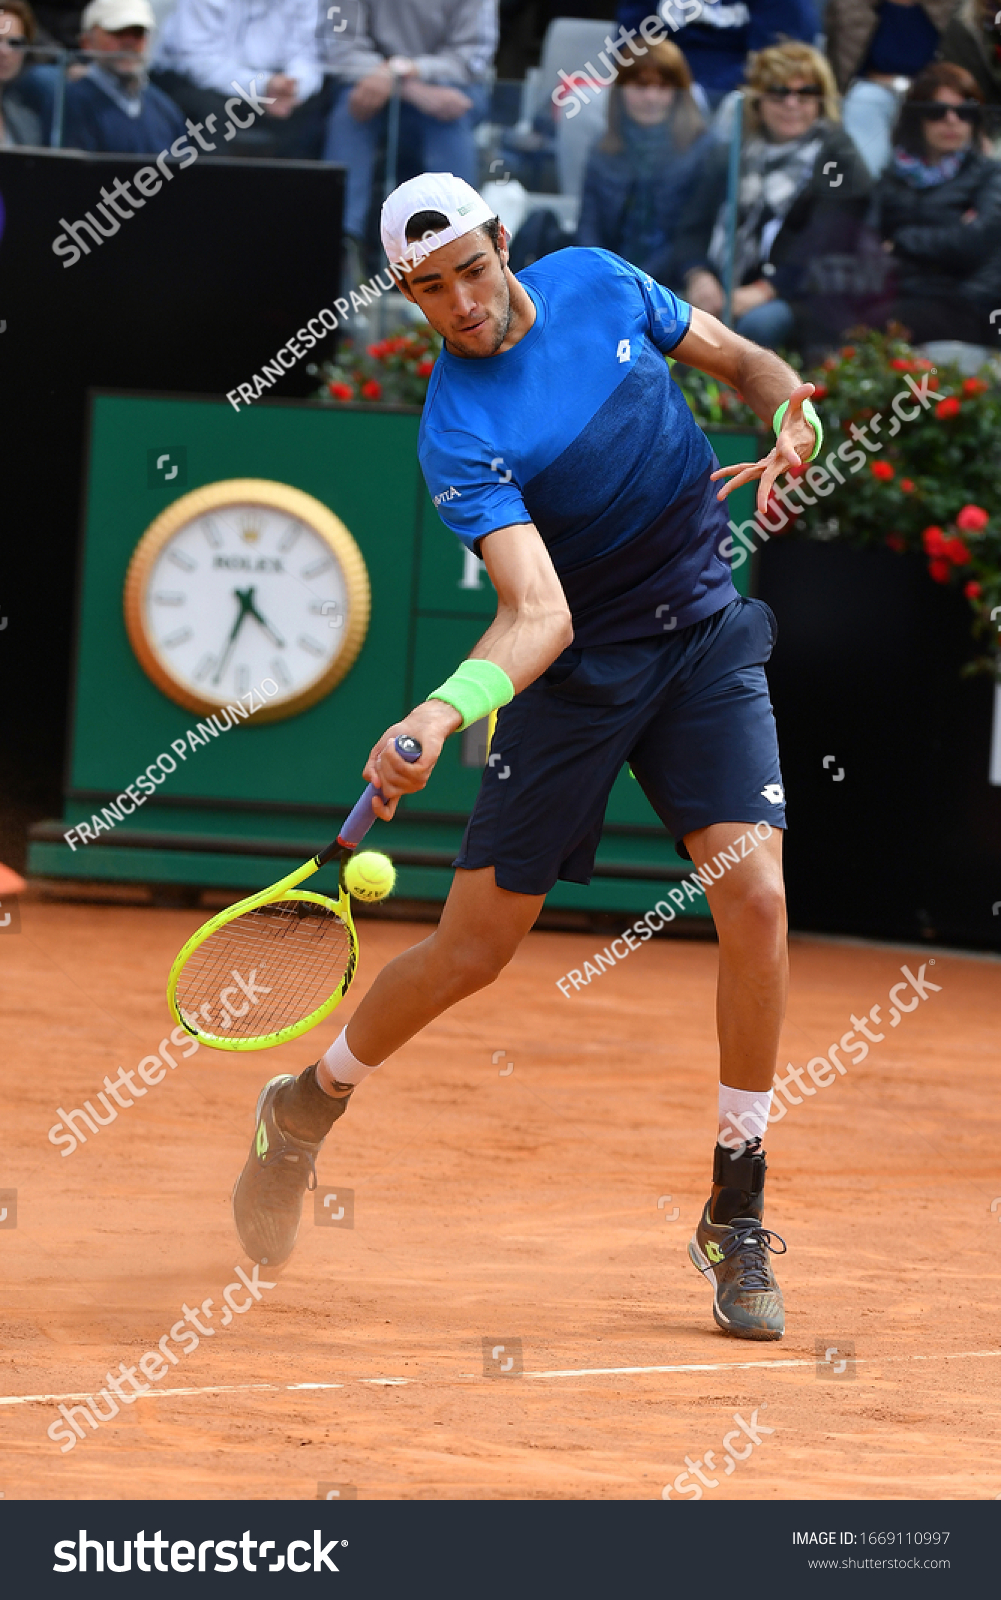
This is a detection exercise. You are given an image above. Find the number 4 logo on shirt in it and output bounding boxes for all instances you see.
[616,339,631,363]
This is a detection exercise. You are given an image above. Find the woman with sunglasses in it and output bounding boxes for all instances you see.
[870,61,1001,342]
[673,42,871,351]
[0,1,42,145]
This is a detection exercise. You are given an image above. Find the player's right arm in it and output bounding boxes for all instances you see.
[365,523,573,817]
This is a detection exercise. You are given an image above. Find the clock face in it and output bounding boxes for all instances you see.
[124,480,370,722]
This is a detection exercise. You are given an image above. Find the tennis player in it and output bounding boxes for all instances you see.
[234,172,823,1342]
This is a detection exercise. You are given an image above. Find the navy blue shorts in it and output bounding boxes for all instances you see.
[454,597,786,895]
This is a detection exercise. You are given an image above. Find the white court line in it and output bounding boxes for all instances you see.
[522,1349,1001,1379]
[2,1349,998,1410]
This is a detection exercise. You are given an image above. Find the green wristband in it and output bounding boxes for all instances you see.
[428,658,515,731]
[773,396,823,462]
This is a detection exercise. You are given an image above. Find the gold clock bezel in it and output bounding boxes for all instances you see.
[123,478,371,724]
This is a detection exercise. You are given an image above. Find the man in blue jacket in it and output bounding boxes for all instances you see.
[62,0,185,155]
[617,0,820,104]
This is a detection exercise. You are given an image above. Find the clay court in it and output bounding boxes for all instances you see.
[2,896,999,1502]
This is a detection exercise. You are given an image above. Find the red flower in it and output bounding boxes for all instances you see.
[890,357,915,371]
[935,397,961,419]
[922,525,947,556]
[900,478,915,493]
[885,533,905,552]
[787,461,808,478]
[327,381,353,400]
[928,558,951,583]
[841,345,856,358]
[914,358,935,371]
[870,459,894,481]
[942,536,970,565]
[961,377,988,396]
[366,341,385,358]
[955,504,989,532]
[822,356,838,371]
[811,383,828,400]
[964,580,982,599]
[361,378,382,400]
[416,359,435,377]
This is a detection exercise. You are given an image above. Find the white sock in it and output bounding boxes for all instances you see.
[717,1082,772,1150]
[317,1027,382,1095]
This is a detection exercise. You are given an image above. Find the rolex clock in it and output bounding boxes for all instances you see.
[124,480,370,723]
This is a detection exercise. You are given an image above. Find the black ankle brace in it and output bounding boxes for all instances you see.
[711,1138,767,1224]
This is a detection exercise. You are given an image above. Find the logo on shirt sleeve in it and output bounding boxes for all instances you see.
[490,456,513,483]
[616,339,632,363]
[433,485,462,507]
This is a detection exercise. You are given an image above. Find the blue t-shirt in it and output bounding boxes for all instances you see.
[419,248,739,649]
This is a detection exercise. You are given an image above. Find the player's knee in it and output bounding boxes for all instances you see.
[726,879,786,940]
[713,868,785,932]
[444,941,514,997]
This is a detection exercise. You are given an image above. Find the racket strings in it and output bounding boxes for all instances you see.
[175,899,353,1039]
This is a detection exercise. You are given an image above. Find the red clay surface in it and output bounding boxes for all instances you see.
[2,899,999,1500]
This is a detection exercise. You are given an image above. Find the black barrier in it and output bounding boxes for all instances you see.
[0,147,344,837]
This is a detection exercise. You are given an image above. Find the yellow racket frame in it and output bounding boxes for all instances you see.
[166,857,358,1052]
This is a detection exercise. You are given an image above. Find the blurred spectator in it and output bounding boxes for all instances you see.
[61,0,185,153]
[577,41,710,281]
[940,0,1001,133]
[672,42,871,347]
[868,61,1001,340]
[152,0,328,157]
[0,1,43,143]
[616,0,819,107]
[323,0,497,252]
[827,0,960,175]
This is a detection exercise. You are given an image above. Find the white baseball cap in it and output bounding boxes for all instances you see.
[81,0,157,31]
[380,172,496,271]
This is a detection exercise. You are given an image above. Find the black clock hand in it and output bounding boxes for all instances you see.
[243,585,286,649]
[210,588,255,685]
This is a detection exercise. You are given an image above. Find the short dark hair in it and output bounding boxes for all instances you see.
[894,62,983,155]
[404,208,502,255]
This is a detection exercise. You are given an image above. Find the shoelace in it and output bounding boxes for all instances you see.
[720,1225,787,1290]
[260,1144,318,1193]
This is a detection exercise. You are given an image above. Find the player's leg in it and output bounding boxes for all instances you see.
[333,865,546,1068]
[627,596,790,1338]
[684,817,787,1210]
[684,816,788,1340]
[232,868,543,1267]
[232,659,649,1269]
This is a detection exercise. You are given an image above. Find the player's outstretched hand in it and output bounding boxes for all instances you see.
[710,382,817,516]
[364,701,461,820]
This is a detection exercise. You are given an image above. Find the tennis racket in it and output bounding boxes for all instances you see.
[166,734,422,1052]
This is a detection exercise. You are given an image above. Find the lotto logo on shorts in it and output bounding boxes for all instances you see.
[482,1337,523,1377]
[815,1339,856,1379]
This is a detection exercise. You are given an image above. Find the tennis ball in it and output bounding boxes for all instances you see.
[345,850,396,903]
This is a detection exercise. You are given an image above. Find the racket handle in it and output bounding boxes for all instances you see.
[336,734,423,850]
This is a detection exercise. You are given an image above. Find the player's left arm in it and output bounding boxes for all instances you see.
[670,307,819,515]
